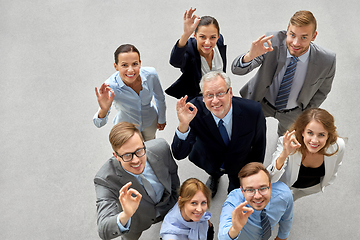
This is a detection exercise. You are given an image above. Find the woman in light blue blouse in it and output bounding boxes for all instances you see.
[93,44,166,141]
[160,178,214,240]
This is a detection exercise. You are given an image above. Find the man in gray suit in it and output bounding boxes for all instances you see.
[232,10,336,135]
[94,122,180,240]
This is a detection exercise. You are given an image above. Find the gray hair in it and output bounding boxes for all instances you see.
[199,71,231,93]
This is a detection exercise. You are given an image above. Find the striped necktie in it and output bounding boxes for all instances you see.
[261,209,271,240]
[275,56,299,110]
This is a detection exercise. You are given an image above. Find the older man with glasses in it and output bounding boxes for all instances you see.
[172,71,266,197]
[218,162,293,240]
[94,122,180,240]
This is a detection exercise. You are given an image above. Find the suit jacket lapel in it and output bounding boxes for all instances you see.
[201,105,227,147]
[113,157,154,203]
[274,39,287,77]
[297,43,318,106]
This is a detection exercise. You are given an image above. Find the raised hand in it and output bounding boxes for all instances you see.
[228,201,254,238]
[243,35,274,63]
[178,7,200,47]
[118,182,142,226]
[176,95,198,133]
[95,83,114,118]
[282,130,301,156]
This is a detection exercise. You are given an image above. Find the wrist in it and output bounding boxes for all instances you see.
[178,123,189,133]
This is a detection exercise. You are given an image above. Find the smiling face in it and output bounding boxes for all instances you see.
[180,190,208,222]
[241,171,271,211]
[286,23,317,57]
[113,132,146,175]
[194,24,219,57]
[202,76,232,119]
[114,52,141,86]
[302,120,329,154]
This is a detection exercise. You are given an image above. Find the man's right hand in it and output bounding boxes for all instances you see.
[228,201,254,239]
[243,35,274,63]
[176,95,198,133]
[118,182,142,226]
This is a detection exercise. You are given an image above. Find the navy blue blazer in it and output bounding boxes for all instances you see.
[165,35,227,100]
[171,96,266,176]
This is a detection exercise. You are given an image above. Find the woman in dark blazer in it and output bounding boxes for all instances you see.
[165,7,227,100]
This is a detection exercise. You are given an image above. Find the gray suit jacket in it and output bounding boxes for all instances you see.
[232,30,336,110]
[94,138,180,240]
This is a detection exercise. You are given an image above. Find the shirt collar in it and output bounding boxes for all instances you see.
[211,105,233,126]
[286,46,310,62]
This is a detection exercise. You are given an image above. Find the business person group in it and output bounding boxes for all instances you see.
[92,8,346,240]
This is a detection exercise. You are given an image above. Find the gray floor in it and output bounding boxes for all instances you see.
[1,0,359,239]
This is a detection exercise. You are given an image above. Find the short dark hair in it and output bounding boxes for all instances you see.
[195,16,220,35]
[114,44,141,64]
[238,162,271,187]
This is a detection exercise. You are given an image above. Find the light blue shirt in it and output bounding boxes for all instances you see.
[116,161,165,231]
[176,105,233,140]
[160,203,211,240]
[218,181,293,240]
[93,67,166,131]
[240,46,310,110]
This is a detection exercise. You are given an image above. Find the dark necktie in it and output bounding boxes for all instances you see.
[139,174,157,203]
[261,209,271,240]
[275,56,299,110]
[218,119,229,146]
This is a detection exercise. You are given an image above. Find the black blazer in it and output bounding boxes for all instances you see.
[171,96,266,176]
[166,35,227,100]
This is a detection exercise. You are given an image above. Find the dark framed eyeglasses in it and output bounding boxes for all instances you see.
[115,146,146,162]
[242,186,270,197]
[203,88,230,100]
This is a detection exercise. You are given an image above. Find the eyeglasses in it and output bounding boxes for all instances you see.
[242,186,270,197]
[115,146,146,162]
[203,88,230,100]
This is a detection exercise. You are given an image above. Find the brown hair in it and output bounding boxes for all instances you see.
[178,178,211,209]
[114,44,141,64]
[195,16,220,35]
[109,122,143,152]
[238,162,271,187]
[289,10,317,33]
[289,108,339,157]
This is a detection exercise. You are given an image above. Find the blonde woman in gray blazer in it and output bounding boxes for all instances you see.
[267,108,345,201]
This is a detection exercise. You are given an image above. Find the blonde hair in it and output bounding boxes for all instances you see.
[109,122,143,152]
[178,178,211,209]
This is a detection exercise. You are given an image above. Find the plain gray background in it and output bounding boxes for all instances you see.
[1,0,359,239]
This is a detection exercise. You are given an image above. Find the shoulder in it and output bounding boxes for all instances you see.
[226,189,245,205]
[310,43,336,61]
[266,30,287,46]
[271,181,293,201]
[232,97,262,112]
[94,156,122,184]
[145,138,171,157]
[105,72,122,88]
[327,137,345,154]
[217,34,225,45]
[140,66,158,76]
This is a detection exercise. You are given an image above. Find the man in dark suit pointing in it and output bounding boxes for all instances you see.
[172,71,266,197]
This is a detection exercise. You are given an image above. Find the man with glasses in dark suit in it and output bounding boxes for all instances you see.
[172,71,266,197]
